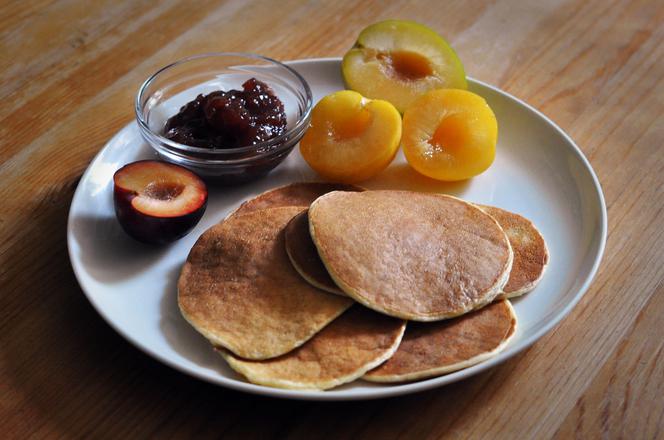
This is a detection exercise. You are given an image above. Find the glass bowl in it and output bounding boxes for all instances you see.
[135,53,313,184]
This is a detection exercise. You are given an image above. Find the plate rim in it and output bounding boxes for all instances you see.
[67,57,608,401]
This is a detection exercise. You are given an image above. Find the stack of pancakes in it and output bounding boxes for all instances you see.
[178,183,548,390]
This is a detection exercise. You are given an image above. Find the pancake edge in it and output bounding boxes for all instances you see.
[308,191,514,321]
[177,283,352,360]
[501,236,549,298]
[476,204,550,299]
[285,242,347,296]
[217,320,407,390]
[225,181,367,220]
[362,300,517,383]
[499,251,549,299]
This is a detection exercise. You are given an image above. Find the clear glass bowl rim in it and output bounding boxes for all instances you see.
[134,52,313,155]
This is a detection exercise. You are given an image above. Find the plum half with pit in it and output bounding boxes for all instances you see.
[342,20,467,113]
[113,160,208,244]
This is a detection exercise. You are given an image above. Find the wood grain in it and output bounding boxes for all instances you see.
[1,0,663,438]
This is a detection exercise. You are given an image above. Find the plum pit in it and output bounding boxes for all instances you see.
[143,181,185,201]
[379,50,433,81]
[428,114,468,154]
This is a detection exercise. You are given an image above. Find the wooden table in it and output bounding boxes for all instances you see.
[2,0,663,438]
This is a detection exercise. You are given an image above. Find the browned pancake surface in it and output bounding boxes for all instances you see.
[364,300,516,382]
[309,190,513,321]
[178,206,353,360]
[232,182,364,217]
[285,210,345,296]
[479,205,549,297]
[220,306,406,390]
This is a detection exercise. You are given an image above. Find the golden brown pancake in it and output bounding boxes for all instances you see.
[178,206,353,360]
[478,205,549,298]
[285,210,345,296]
[364,299,516,382]
[309,190,513,321]
[231,182,364,217]
[219,306,406,390]
[234,182,363,296]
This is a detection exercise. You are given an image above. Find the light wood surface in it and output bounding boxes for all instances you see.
[1,0,663,438]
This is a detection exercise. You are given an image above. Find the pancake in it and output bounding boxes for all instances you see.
[364,299,516,382]
[309,190,513,321]
[478,205,549,298]
[219,306,406,390]
[285,210,345,296]
[231,182,364,217]
[178,206,353,360]
[285,201,547,301]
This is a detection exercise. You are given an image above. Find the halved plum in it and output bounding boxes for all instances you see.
[342,20,467,113]
[402,89,497,181]
[299,90,401,183]
[113,160,207,244]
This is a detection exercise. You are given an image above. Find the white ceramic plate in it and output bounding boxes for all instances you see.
[67,58,607,401]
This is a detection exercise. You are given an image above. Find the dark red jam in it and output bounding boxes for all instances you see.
[164,78,287,149]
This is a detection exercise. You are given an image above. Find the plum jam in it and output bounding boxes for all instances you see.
[164,78,287,149]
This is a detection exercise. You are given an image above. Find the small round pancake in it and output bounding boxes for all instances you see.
[178,206,353,360]
[308,190,513,321]
[478,205,549,298]
[285,210,346,296]
[219,306,406,390]
[231,182,364,217]
[364,299,516,382]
